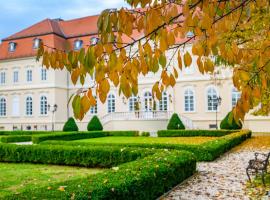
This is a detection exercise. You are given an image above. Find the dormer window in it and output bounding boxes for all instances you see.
[90,37,99,46]
[9,42,17,52]
[33,38,41,49]
[74,40,83,50]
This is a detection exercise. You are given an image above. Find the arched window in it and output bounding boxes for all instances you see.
[26,96,33,116]
[207,87,218,111]
[0,97,6,116]
[8,42,16,52]
[159,92,168,111]
[107,94,115,113]
[232,88,241,107]
[12,96,20,116]
[40,96,48,115]
[90,96,98,114]
[74,40,83,50]
[144,92,153,111]
[129,96,137,112]
[184,88,194,112]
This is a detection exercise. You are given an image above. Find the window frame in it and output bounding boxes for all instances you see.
[12,96,20,117]
[74,40,83,50]
[26,69,33,82]
[0,97,7,117]
[40,95,48,116]
[184,87,195,113]
[0,71,6,85]
[41,68,47,81]
[8,42,16,52]
[26,96,33,116]
[107,94,116,113]
[206,86,219,112]
[13,70,19,83]
[159,92,168,111]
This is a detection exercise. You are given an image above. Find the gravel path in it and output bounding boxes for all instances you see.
[163,150,267,200]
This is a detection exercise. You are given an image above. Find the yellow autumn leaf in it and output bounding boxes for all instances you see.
[184,52,192,67]
[177,51,182,70]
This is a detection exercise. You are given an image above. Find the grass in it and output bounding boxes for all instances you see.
[73,136,216,145]
[0,162,103,198]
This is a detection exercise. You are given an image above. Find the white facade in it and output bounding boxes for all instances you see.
[0,45,270,132]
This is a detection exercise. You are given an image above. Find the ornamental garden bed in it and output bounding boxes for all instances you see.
[0,143,196,199]
[40,130,252,161]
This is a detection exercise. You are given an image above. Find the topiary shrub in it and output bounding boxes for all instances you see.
[167,113,185,130]
[87,115,103,131]
[220,111,242,130]
[63,117,79,132]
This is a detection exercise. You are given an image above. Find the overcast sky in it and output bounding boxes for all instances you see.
[0,0,129,40]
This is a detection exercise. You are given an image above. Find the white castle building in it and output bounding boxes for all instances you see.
[0,16,269,132]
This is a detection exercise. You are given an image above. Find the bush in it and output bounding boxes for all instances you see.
[5,150,196,200]
[0,131,49,136]
[0,144,153,168]
[62,117,79,132]
[167,113,185,130]
[44,130,251,161]
[220,111,242,130]
[158,130,235,137]
[108,131,139,137]
[141,132,150,137]
[32,131,107,144]
[87,115,103,131]
[0,135,32,143]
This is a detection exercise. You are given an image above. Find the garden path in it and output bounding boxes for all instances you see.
[163,136,270,200]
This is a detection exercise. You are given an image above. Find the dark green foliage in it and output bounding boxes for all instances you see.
[62,117,79,132]
[32,131,106,144]
[220,111,242,130]
[0,135,32,143]
[158,130,235,137]
[0,144,153,168]
[5,150,196,200]
[0,131,49,136]
[87,115,103,131]
[32,131,139,144]
[42,130,251,161]
[141,132,150,137]
[167,113,185,130]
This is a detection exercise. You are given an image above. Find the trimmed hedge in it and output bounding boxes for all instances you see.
[220,111,242,130]
[0,144,153,168]
[167,113,185,130]
[5,150,196,200]
[157,130,235,137]
[32,131,140,144]
[0,131,49,136]
[32,131,106,144]
[0,135,32,143]
[87,115,103,131]
[42,130,251,161]
[141,132,150,137]
[63,117,79,132]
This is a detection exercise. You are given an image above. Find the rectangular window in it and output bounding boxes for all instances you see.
[41,68,47,81]
[0,72,6,84]
[26,70,32,82]
[13,71,19,83]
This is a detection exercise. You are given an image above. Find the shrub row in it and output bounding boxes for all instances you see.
[0,131,50,136]
[32,131,139,144]
[6,150,196,200]
[157,129,236,137]
[0,135,32,143]
[0,143,153,168]
[42,130,251,161]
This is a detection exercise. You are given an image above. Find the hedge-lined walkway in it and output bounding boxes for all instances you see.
[164,136,270,200]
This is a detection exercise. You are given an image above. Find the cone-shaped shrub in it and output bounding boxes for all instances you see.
[63,117,79,132]
[167,113,185,130]
[87,115,103,131]
[220,111,242,130]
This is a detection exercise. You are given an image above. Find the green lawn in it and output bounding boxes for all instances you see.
[0,162,103,198]
[74,136,216,145]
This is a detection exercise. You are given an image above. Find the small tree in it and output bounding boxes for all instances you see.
[63,117,79,132]
[167,113,185,130]
[220,111,242,130]
[87,115,103,131]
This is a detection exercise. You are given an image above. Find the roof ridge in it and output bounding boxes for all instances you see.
[63,14,99,23]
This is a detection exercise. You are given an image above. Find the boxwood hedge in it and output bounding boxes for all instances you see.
[32,131,139,144]
[157,130,236,137]
[42,130,251,161]
[0,143,154,168]
[0,135,32,143]
[0,131,49,136]
[5,149,196,200]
